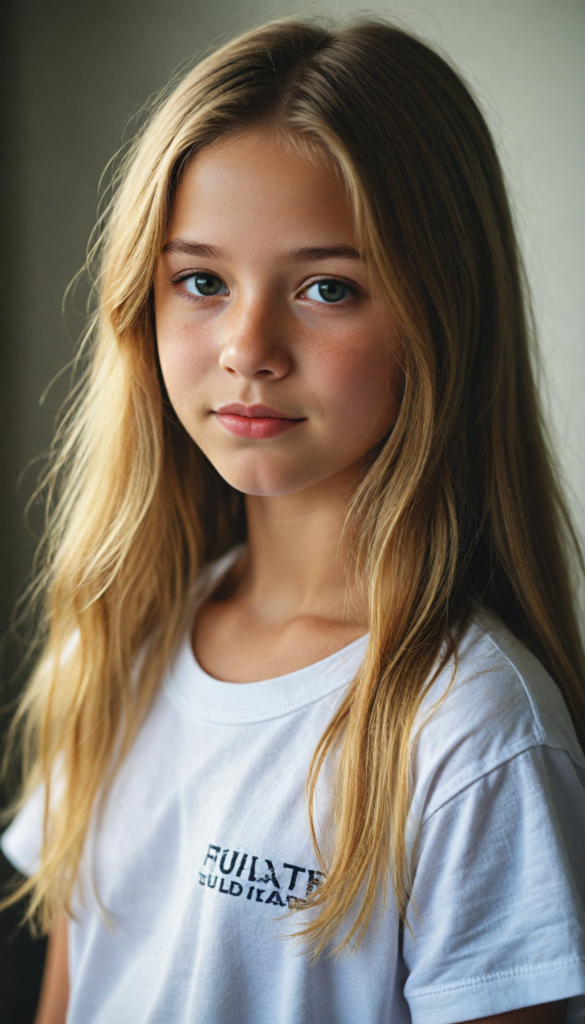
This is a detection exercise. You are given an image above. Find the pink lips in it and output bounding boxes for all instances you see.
[214,403,306,440]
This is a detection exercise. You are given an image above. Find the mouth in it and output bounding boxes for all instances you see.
[213,403,307,440]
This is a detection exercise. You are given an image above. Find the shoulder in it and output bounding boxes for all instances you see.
[403,613,585,1018]
[409,609,585,824]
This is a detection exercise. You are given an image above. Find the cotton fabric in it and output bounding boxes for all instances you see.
[3,546,585,1023]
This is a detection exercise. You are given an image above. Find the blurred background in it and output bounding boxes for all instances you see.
[1,0,583,1019]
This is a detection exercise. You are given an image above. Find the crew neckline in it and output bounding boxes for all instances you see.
[164,545,369,725]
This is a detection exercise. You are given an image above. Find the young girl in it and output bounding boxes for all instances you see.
[2,17,585,1024]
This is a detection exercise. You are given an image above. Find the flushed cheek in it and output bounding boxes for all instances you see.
[158,331,217,419]
[310,343,398,448]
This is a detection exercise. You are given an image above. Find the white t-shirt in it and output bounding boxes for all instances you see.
[3,546,585,1024]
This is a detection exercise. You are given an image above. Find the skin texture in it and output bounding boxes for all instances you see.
[156,131,402,501]
[34,914,68,1024]
[36,131,572,1023]
[155,130,403,682]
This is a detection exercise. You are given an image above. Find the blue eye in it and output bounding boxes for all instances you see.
[183,273,228,297]
[304,280,351,304]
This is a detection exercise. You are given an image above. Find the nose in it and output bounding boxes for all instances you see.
[218,296,291,380]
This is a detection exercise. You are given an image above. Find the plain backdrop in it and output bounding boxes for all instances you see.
[0,2,583,1020]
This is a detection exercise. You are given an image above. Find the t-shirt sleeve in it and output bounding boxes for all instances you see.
[1,785,45,876]
[402,744,585,1024]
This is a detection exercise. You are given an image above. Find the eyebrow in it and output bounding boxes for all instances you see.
[287,245,362,263]
[162,240,226,259]
[161,239,363,263]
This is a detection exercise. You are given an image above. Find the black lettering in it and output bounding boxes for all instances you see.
[248,856,280,886]
[229,881,243,897]
[236,853,248,877]
[262,859,281,888]
[219,849,239,875]
[204,844,221,867]
[247,887,254,900]
[198,872,206,886]
[219,877,230,894]
[207,874,218,889]
[255,889,266,902]
[266,891,285,906]
[283,863,307,891]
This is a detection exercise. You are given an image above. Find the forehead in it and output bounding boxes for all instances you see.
[166,130,356,252]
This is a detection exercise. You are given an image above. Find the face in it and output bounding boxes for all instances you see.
[154,130,402,497]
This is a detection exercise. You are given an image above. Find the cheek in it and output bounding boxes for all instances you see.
[310,328,400,440]
[156,313,212,412]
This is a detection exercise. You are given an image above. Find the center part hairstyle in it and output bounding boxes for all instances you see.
[6,17,585,956]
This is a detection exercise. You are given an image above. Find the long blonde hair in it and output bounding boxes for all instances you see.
[4,17,585,957]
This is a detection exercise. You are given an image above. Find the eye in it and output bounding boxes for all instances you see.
[303,279,352,304]
[182,273,228,297]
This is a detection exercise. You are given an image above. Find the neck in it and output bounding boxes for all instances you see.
[237,463,366,629]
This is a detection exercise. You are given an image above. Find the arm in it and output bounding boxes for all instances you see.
[34,913,69,1024]
[460,999,569,1024]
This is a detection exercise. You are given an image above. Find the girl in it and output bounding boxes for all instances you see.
[2,17,585,1024]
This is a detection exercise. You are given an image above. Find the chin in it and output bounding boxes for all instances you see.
[208,452,324,498]
[217,469,308,498]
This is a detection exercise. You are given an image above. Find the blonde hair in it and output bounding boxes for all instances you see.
[4,17,585,958]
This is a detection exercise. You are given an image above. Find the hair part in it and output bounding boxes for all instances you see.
[3,16,585,959]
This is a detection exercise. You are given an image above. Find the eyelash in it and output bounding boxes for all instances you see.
[170,271,361,305]
[298,276,360,305]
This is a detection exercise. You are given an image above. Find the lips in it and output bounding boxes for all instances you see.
[213,403,306,440]
[216,403,300,419]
